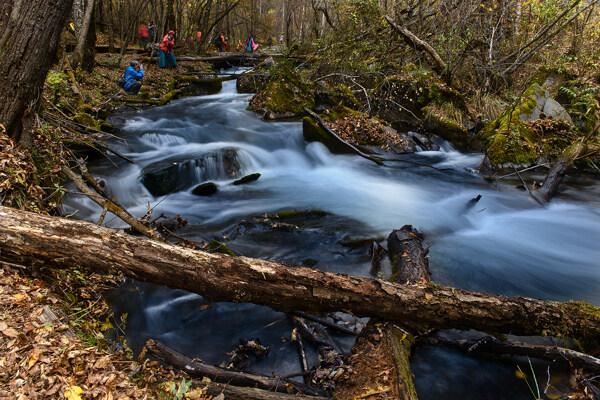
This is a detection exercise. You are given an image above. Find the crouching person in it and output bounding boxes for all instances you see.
[124,60,144,94]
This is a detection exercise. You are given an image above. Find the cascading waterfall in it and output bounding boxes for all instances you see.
[63,75,600,399]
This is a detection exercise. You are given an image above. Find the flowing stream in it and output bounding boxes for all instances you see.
[63,75,600,399]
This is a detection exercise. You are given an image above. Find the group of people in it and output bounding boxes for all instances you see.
[123,27,283,95]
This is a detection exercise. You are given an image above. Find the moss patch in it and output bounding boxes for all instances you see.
[192,182,218,196]
[249,62,314,117]
[480,83,585,167]
[207,240,236,256]
[73,112,100,131]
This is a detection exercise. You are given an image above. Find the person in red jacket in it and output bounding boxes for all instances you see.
[159,30,177,68]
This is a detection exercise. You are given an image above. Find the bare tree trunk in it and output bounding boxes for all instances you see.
[107,0,115,52]
[1,206,600,342]
[70,0,96,70]
[385,15,448,80]
[533,134,600,204]
[0,0,74,143]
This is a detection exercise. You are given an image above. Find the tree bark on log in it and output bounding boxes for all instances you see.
[1,206,600,342]
[0,0,74,143]
[145,340,328,397]
[335,225,428,400]
[69,0,96,70]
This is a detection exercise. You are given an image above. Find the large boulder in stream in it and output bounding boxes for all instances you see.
[479,82,579,169]
[140,149,241,196]
[248,62,314,119]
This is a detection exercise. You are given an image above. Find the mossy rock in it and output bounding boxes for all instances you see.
[192,182,218,196]
[267,209,329,220]
[484,132,538,166]
[73,112,100,131]
[207,240,235,256]
[422,104,470,149]
[237,73,268,94]
[232,173,261,185]
[375,70,472,136]
[314,82,360,111]
[249,62,314,119]
[480,83,576,167]
[99,121,116,133]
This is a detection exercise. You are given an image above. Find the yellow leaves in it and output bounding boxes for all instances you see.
[356,386,391,399]
[64,385,84,400]
[425,293,434,300]
[28,348,41,368]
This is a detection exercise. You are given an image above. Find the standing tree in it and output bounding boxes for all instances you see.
[0,0,74,145]
[70,0,97,71]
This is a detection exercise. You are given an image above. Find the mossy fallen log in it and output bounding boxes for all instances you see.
[1,206,600,343]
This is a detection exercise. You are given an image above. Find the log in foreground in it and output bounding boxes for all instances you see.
[1,206,600,341]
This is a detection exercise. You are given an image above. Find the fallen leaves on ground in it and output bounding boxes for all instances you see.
[325,115,411,151]
[0,266,211,399]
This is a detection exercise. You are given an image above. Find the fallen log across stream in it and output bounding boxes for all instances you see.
[1,206,600,342]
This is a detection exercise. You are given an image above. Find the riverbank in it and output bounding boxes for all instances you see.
[0,265,202,399]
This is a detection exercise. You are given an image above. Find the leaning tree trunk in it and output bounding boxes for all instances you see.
[1,206,600,343]
[534,134,600,203]
[0,0,74,143]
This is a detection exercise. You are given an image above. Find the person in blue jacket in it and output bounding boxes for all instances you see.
[123,60,144,94]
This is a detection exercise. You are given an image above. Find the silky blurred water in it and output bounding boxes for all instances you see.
[63,76,600,399]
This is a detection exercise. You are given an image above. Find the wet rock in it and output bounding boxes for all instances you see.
[140,149,241,196]
[192,182,218,196]
[232,173,261,185]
